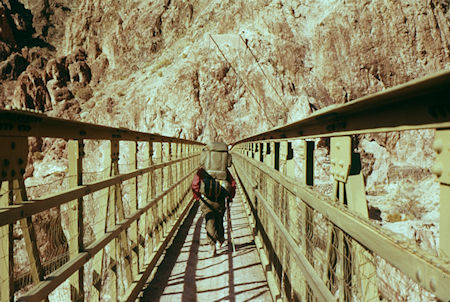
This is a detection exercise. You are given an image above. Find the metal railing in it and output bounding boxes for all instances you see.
[0,109,204,301]
[231,70,450,302]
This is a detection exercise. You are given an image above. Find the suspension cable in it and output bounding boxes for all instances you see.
[238,35,288,109]
[209,34,276,127]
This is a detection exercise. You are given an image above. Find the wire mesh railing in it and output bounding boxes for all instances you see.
[231,70,450,302]
[0,109,204,302]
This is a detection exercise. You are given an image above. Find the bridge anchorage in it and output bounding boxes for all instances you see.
[0,70,449,301]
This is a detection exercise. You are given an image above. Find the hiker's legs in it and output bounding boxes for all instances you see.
[215,210,225,244]
[204,211,218,245]
[201,203,225,245]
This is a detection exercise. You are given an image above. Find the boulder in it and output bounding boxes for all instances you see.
[13,65,51,111]
[0,52,29,80]
[68,60,91,85]
[45,58,69,83]
[90,54,109,84]
[22,46,50,69]
[65,47,87,68]
[47,79,73,106]
[0,4,16,45]
[0,40,12,61]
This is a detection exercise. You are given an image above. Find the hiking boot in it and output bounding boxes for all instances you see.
[210,243,216,257]
[218,238,226,248]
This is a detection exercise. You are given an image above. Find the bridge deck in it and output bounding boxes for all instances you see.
[139,182,273,302]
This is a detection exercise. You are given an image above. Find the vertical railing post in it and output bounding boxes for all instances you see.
[106,140,119,300]
[156,142,164,240]
[148,142,157,253]
[139,142,149,269]
[327,136,378,302]
[90,141,111,301]
[162,143,171,233]
[67,140,84,301]
[255,143,260,164]
[432,129,450,258]
[0,138,45,301]
[113,142,133,298]
[127,141,139,283]
[176,143,182,214]
[279,141,290,299]
[298,140,315,300]
[145,142,156,256]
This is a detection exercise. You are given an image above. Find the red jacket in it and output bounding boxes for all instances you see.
[192,168,236,201]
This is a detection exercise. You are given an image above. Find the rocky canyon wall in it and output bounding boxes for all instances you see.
[1,0,449,300]
[1,0,448,142]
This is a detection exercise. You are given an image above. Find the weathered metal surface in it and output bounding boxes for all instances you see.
[0,154,199,227]
[433,130,450,259]
[233,70,450,144]
[67,140,84,301]
[0,109,205,144]
[232,151,450,301]
[17,166,198,301]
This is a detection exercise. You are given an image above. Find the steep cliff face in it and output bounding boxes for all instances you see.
[1,0,448,142]
[56,0,449,141]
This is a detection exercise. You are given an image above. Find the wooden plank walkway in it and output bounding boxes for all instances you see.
[139,183,273,302]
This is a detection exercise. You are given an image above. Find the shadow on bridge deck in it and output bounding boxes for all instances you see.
[139,182,272,302]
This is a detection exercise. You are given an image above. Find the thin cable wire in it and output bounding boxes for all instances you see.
[238,35,288,109]
[209,34,276,127]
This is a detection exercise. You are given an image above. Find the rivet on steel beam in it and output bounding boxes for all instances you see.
[3,159,9,166]
[433,139,443,153]
[415,270,422,282]
[11,169,15,177]
[431,162,443,177]
[429,278,436,292]
[18,158,23,165]
[1,170,6,178]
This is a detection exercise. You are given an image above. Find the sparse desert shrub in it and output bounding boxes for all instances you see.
[33,152,44,161]
[390,181,428,220]
[74,86,93,101]
[153,58,171,71]
[386,213,402,222]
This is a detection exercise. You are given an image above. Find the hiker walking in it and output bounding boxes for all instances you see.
[192,142,236,257]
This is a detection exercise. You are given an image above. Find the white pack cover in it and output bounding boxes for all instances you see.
[201,142,231,180]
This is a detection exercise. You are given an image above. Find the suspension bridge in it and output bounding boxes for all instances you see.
[0,70,449,302]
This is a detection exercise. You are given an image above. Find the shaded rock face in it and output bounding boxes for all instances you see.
[0,52,28,80]
[0,0,34,47]
[13,65,51,110]
[56,0,449,142]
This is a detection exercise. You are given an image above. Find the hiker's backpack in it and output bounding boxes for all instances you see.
[200,142,231,180]
[200,175,231,203]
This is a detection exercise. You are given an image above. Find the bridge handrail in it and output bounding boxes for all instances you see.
[233,151,450,301]
[18,166,198,301]
[231,71,450,302]
[0,154,198,227]
[0,110,205,301]
[0,108,204,145]
[233,69,449,144]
